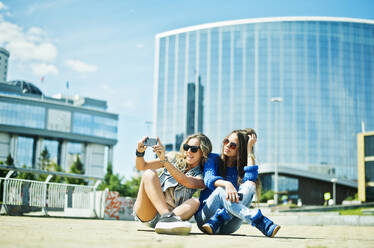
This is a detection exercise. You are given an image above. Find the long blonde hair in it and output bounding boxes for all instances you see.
[172,133,212,173]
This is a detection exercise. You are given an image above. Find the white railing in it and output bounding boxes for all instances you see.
[48,183,67,208]
[0,166,103,218]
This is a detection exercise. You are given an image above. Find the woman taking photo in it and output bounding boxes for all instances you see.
[195,129,280,237]
[134,133,212,235]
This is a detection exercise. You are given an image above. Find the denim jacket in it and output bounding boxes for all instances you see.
[159,154,203,207]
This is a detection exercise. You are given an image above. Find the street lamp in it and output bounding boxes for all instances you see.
[270,97,283,205]
[331,178,337,205]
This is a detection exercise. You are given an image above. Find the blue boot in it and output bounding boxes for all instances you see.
[250,210,280,238]
[202,208,231,234]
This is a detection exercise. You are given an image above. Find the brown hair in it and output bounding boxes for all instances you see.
[219,128,261,203]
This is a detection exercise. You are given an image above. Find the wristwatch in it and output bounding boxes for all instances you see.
[136,150,145,157]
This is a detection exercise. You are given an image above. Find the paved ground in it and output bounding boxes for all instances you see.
[1,216,374,248]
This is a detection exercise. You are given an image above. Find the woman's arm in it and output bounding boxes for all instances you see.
[153,138,204,189]
[214,179,239,203]
[204,153,224,190]
[202,154,239,202]
[247,133,257,165]
[242,134,259,182]
[135,137,163,171]
[162,160,205,189]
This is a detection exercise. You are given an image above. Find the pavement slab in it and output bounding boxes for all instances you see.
[1,216,374,248]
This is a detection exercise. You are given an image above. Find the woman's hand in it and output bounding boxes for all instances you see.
[224,181,239,203]
[137,137,148,153]
[247,133,257,154]
[152,137,166,161]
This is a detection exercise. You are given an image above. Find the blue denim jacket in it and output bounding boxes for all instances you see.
[159,154,203,207]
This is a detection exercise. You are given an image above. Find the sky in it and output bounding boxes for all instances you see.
[0,0,373,179]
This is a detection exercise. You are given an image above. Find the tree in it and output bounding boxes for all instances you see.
[122,176,141,197]
[98,162,124,194]
[0,160,8,178]
[16,165,36,180]
[260,190,275,203]
[38,147,50,171]
[34,147,63,182]
[98,162,141,197]
[5,153,14,167]
[48,162,64,183]
[66,155,87,185]
[104,162,113,185]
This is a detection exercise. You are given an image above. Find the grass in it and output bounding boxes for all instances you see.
[339,207,374,216]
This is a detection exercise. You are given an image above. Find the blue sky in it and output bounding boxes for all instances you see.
[1,0,373,179]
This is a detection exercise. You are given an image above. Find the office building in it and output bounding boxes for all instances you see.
[357,131,374,202]
[0,48,9,82]
[154,17,374,204]
[0,48,118,178]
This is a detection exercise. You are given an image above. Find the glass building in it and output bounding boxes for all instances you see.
[154,17,374,202]
[0,53,118,178]
[0,48,9,82]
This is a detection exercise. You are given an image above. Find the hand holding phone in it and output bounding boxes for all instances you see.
[144,137,157,147]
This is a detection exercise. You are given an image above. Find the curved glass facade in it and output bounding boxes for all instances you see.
[154,17,374,181]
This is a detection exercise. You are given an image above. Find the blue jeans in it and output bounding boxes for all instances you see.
[195,181,257,234]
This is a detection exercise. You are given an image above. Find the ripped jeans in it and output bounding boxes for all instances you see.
[195,181,257,234]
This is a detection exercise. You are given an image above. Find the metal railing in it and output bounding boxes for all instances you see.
[0,165,103,218]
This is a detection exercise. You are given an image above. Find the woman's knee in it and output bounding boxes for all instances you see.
[213,186,227,198]
[142,169,158,182]
[240,181,256,194]
[212,186,225,194]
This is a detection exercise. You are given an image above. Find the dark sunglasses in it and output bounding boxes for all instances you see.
[223,138,237,149]
[183,144,200,153]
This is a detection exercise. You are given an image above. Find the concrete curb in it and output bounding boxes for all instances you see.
[270,214,374,226]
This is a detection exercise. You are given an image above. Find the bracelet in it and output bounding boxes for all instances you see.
[160,159,168,165]
[248,153,255,160]
[136,150,145,157]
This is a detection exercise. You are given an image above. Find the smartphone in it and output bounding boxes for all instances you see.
[144,137,157,146]
[238,193,243,201]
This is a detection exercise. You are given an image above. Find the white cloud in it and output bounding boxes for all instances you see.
[25,1,61,16]
[66,59,97,73]
[0,2,8,10]
[27,27,47,42]
[0,17,58,62]
[31,63,59,76]
[136,43,144,49]
[6,41,57,61]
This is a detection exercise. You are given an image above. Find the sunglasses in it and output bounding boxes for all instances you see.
[223,138,237,149]
[183,144,200,153]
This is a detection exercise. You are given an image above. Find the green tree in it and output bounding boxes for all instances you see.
[0,160,8,178]
[122,175,141,197]
[104,162,113,185]
[35,147,63,182]
[98,162,124,194]
[38,147,50,171]
[97,162,141,197]
[260,189,275,203]
[15,165,36,180]
[66,155,87,185]
[5,153,14,167]
[48,162,64,183]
